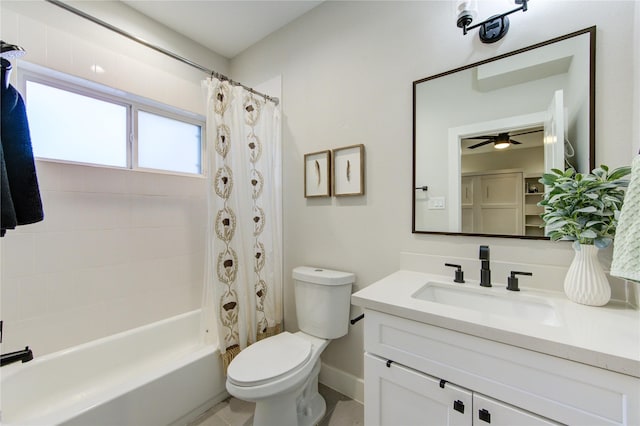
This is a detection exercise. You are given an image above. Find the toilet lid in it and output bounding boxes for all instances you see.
[227,332,312,387]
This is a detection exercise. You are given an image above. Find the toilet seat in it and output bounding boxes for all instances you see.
[227,332,312,387]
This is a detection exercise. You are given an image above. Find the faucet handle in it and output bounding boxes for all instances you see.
[507,271,533,291]
[445,263,465,283]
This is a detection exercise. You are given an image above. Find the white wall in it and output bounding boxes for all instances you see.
[0,1,228,355]
[461,146,544,175]
[230,0,639,381]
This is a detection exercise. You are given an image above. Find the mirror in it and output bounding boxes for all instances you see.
[413,27,595,239]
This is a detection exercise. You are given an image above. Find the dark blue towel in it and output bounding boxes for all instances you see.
[1,83,44,236]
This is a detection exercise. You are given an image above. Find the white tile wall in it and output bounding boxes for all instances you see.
[1,162,207,356]
[0,1,219,356]
[1,2,211,115]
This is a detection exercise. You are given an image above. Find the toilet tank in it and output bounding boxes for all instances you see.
[292,266,355,339]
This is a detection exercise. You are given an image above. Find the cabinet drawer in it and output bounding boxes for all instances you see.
[473,393,560,426]
[364,309,639,425]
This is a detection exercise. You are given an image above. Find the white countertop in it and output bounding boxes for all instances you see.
[351,270,640,378]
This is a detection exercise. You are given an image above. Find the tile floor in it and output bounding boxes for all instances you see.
[189,384,364,426]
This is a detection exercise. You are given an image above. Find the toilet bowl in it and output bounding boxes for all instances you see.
[227,332,329,426]
[225,266,355,426]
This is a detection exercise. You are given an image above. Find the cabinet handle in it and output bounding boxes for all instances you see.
[453,400,465,414]
[479,408,491,423]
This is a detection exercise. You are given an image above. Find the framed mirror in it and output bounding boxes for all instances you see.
[413,27,595,239]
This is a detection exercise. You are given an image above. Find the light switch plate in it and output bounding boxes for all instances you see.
[428,197,445,210]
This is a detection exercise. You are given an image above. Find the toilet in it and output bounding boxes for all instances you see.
[225,266,355,426]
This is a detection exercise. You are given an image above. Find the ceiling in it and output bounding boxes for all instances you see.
[121,0,323,58]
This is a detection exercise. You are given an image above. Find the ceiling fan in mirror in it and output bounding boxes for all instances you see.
[466,129,542,150]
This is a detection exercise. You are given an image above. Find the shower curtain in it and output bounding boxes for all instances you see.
[201,78,282,370]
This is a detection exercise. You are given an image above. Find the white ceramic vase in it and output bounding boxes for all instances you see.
[564,244,611,306]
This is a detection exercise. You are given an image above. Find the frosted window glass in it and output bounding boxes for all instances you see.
[138,111,202,174]
[26,81,127,167]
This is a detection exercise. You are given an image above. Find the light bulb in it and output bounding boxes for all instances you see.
[455,0,478,28]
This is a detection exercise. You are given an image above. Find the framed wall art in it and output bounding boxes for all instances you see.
[333,144,365,196]
[304,150,331,197]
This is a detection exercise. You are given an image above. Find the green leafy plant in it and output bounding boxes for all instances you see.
[538,165,631,248]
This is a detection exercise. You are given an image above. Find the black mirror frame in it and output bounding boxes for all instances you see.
[412,26,596,240]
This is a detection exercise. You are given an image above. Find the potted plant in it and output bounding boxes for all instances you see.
[538,165,631,305]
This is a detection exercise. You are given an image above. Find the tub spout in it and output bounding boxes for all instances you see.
[1,346,33,367]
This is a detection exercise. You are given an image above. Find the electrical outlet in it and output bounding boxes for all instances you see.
[428,197,445,210]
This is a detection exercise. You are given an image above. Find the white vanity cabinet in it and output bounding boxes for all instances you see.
[366,353,558,426]
[363,309,639,426]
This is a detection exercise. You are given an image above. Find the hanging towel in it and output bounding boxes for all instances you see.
[1,83,43,237]
[610,155,640,282]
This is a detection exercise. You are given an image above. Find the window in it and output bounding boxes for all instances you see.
[23,70,204,175]
[138,111,202,174]
[26,81,128,167]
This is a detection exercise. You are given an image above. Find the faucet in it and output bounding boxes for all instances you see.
[479,245,491,287]
[1,346,34,367]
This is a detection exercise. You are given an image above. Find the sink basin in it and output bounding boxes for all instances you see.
[412,282,562,326]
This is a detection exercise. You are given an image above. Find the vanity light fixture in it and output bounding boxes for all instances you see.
[456,0,529,44]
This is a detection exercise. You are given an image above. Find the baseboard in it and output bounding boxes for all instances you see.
[319,362,364,404]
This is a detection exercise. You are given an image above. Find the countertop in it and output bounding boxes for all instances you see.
[351,270,640,378]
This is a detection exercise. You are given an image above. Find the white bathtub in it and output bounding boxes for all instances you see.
[1,310,227,426]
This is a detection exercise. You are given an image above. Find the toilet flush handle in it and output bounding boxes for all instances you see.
[350,313,364,325]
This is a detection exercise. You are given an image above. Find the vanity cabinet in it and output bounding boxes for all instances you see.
[363,309,639,426]
[366,353,557,425]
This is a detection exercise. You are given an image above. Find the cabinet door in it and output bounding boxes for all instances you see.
[461,176,474,233]
[473,393,561,426]
[365,353,472,426]
[479,173,521,204]
[478,173,523,234]
[461,172,523,234]
[461,176,474,206]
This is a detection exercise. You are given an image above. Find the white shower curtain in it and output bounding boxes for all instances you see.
[201,78,282,370]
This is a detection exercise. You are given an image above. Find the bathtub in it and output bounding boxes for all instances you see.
[1,310,227,426]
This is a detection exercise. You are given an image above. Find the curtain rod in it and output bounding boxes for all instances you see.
[44,0,279,106]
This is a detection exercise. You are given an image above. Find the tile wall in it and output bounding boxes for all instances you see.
[2,162,207,355]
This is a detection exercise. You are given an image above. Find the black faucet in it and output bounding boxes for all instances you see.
[1,346,34,367]
[479,245,491,287]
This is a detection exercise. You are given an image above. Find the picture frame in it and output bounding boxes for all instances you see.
[332,144,365,196]
[304,150,331,198]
